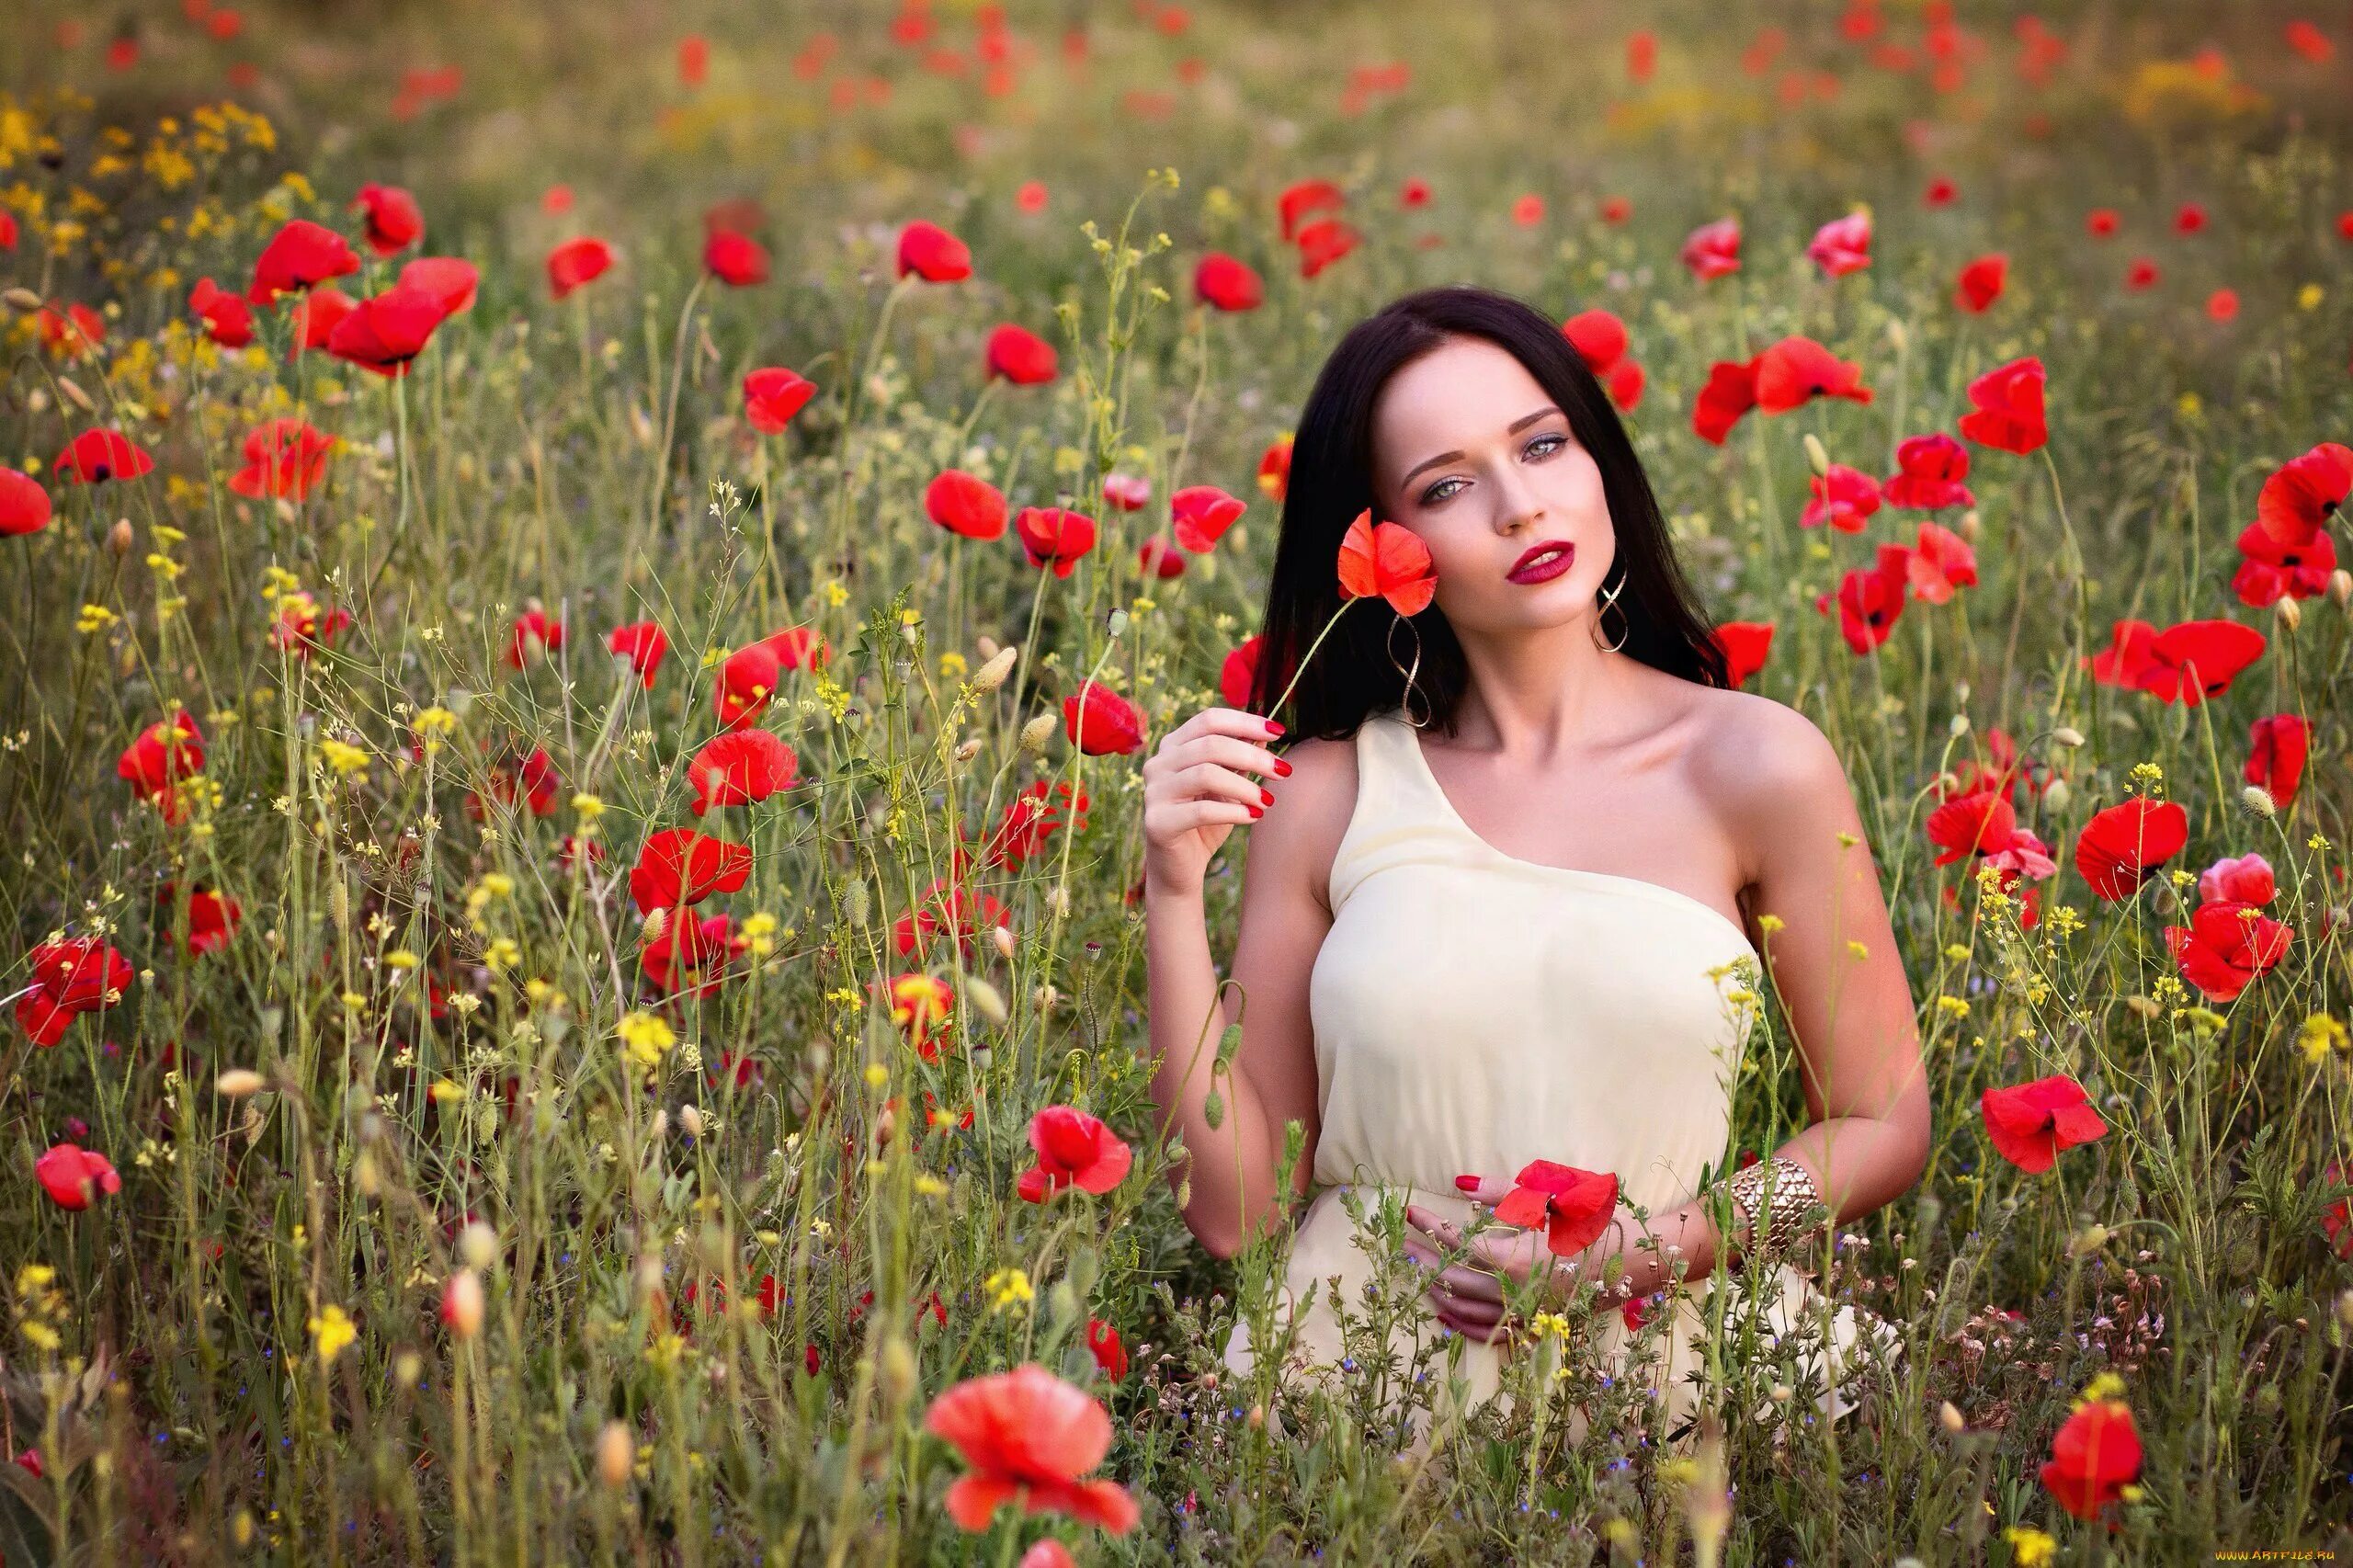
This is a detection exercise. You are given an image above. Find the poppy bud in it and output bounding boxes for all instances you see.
[972,644,1018,691]
[216,1068,266,1097]
[1939,1400,1966,1433]
[2125,994,2161,1019]
[106,518,133,558]
[595,1420,634,1487]
[353,1148,381,1196]
[879,1333,917,1412]
[2068,1222,2109,1256]
[2242,785,2277,819]
[953,735,983,762]
[2330,569,2352,607]
[964,976,1006,1025]
[1957,508,1980,542]
[440,1269,484,1339]
[1247,1402,1265,1428]
[874,1105,895,1146]
[1018,714,1057,753]
[458,1221,497,1270]
[2041,778,2070,813]
[976,634,1002,660]
[57,377,95,414]
[1949,713,1970,738]
[1,287,42,312]
[642,905,668,944]
[2277,597,2302,631]
[2050,726,2086,748]
[992,925,1016,960]
[1802,433,1829,478]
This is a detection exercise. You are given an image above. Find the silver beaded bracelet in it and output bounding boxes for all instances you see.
[1723,1155,1827,1265]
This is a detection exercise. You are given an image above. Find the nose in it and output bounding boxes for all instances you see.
[1490,456,1544,533]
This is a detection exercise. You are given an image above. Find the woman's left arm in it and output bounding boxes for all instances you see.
[1602,701,1934,1299]
[1405,702,1934,1331]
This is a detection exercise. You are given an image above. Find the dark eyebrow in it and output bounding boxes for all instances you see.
[1398,407,1565,489]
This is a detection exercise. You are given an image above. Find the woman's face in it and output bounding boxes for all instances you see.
[1368,335,1617,636]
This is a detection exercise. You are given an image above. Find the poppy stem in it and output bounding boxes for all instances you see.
[1267,597,1359,723]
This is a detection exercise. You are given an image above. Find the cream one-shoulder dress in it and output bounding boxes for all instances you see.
[1221,706,1895,1451]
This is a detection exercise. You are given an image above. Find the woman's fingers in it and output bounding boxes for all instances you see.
[1450,1174,1514,1206]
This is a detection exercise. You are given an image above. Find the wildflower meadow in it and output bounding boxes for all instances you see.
[1,1,2351,1562]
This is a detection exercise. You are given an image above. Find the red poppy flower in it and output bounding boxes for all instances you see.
[2086,208,2120,238]
[18,933,131,1045]
[1881,433,1974,510]
[896,218,972,282]
[0,211,15,250]
[476,748,561,818]
[325,280,450,378]
[35,1143,121,1210]
[267,592,353,657]
[1399,178,1431,209]
[642,913,746,998]
[1063,681,1145,756]
[2230,521,2334,608]
[2197,851,2274,907]
[1692,358,1760,445]
[743,368,817,434]
[1336,508,1438,615]
[2206,288,2239,323]
[2325,1161,2353,1260]
[1561,309,1629,376]
[1102,474,1150,513]
[1954,253,2006,312]
[1680,217,1742,281]
[0,469,52,537]
[189,278,254,347]
[1711,621,1774,687]
[249,218,360,305]
[607,620,668,687]
[688,730,798,814]
[677,32,708,86]
[55,429,154,485]
[399,256,477,316]
[1256,436,1293,502]
[2074,797,2188,901]
[1981,1075,2107,1174]
[289,287,355,357]
[979,778,1088,869]
[547,236,615,301]
[1170,485,1245,552]
[923,1365,1139,1534]
[1626,28,1658,81]
[1923,175,1957,207]
[1813,542,1911,654]
[1193,252,1263,312]
[1905,520,1978,604]
[1086,1318,1127,1381]
[37,303,104,359]
[985,323,1059,384]
[892,872,1011,963]
[2174,200,2207,235]
[157,883,240,956]
[2040,1398,2142,1520]
[118,711,204,813]
[1956,357,2046,453]
[713,629,829,731]
[1599,195,1632,224]
[1016,506,1097,577]
[1806,211,1873,278]
[2122,257,2158,291]
[2254,442,2350,548]
[1294,216,1359,278]
[1015,180,1047,212]
[703,228,770,286]
[2245,714,2309,810]
[1492,1159,1620,1258]
[1511,193,1545,228]
[629,828,753,913]
[1755,336,1874,413]
[2082,618,2264,705]
[350,184,424,256]
[925,470,1009,540]
[1801,465,1881,531]
[229,417,335,500]
[2164,898,2293,1002]
[1927,788,2017,867]
[1016,1106,1132,1202]
[506,608,563,668]
[881,971,957,1058]
[1277,178,1346,242]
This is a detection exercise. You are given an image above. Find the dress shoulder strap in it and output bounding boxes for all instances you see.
[1324,707,1413,913]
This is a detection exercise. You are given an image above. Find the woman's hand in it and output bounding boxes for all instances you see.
[1403,1176,1579,1345]
[1139,706,1289,900]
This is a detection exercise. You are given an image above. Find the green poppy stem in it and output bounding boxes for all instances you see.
[1267,596,1363,721]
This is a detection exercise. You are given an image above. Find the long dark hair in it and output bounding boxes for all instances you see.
[1246,283,1732,744]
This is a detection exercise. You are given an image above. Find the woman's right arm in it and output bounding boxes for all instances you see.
[1141,710,1340,1260]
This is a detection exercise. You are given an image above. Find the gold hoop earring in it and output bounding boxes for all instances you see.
[1385,613,1433,729]
[1595,570,1631,654]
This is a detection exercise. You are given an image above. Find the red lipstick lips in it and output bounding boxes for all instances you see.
[1506,539,1574,584]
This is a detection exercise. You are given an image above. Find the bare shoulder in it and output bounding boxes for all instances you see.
[1249,728,1362,917]
[1687,687,1851,861]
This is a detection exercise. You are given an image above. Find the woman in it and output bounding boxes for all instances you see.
[1140,284,1930,1452]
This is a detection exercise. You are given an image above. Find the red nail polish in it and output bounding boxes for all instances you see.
[1265,720,1285,736]
[1453,1176,1480,1192]
[1273,758,1293,777]
[1247,804,1263,819]
[1259,787,1276,806]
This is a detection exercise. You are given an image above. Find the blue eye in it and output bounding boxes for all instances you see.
[1418,433,1568,506]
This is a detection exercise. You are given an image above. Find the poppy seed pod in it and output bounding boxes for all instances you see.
[972,644,1018,691]
[2242,785,2277,819]
[2042,778,2070,813]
